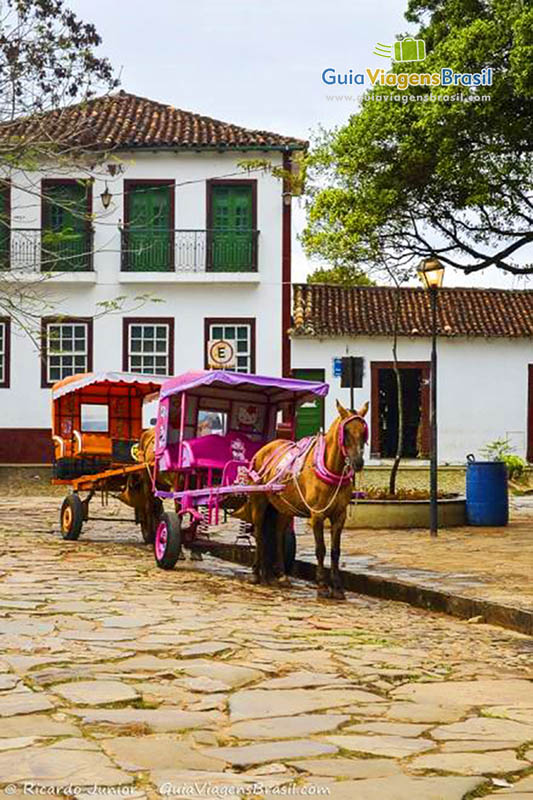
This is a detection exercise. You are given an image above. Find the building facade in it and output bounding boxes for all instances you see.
[291,284,533,465]
[0,92,306,463]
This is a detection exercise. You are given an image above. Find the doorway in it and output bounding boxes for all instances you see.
[292,368,325,439]
[371,361,430,459]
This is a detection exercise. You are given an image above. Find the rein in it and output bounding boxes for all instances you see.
[248,413,367,516]
[314,414,368,487]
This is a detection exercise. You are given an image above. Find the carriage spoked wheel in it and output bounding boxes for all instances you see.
[154,512,182,570]
[60,494,84,541]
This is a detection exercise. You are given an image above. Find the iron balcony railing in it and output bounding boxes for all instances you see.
[120,228,259,273]
[1,228,94,272]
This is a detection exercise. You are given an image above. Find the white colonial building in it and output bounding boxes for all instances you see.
[0,91,305,463]
[290,284,533,465]
[1,91,532,470]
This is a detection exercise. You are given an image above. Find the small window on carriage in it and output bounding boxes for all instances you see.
[81,403,109,433]
[197,410,227,438]
[142,397,159,429]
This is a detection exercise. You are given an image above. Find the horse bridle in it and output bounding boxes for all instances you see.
[338,414,369,460]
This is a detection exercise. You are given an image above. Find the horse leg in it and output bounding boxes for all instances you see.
[274,512,292,586]
[312,516,330,598]
[330,510,346,600]
[250,498,268,584]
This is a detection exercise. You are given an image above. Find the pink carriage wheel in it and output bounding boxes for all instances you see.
[154,512,182,570]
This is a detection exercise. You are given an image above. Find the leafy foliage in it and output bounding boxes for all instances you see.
[308,264,375,286]
[0,0,119,340]
[303,0,533,276]
[479,437,526,480]
[0,0,117,120]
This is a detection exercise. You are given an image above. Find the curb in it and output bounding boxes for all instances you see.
[201,541,533,637]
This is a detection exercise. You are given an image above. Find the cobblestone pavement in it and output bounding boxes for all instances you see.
[296,499,533,612]
[0,496,532,799]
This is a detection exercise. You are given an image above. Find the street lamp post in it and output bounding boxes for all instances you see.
[417,257,445,538]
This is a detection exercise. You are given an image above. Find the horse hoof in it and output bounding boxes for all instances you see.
[276,575,291,588]
[331,588,346,600]
[249,573,261,585]
[317,584,331,599]
[190,550,203,561]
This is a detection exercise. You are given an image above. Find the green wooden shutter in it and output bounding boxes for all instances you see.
[293,369,326,440]
[210,185,253,272]
[42,182,88,271]
[127,184,172,271]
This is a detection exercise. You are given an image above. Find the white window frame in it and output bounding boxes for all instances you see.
[207,321,253,373]
[45,321,90,384]
[127,321,171,376]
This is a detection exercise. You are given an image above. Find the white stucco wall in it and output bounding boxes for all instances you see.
[3,150,285,433]
[292,335,533,464]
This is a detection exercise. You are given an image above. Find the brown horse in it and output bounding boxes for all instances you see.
[236,399,369,599]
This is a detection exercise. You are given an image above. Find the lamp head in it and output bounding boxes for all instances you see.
[100,183,112,210]
[417,256,445,289]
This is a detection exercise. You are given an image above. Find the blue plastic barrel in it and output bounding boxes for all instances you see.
[465,456,509,526]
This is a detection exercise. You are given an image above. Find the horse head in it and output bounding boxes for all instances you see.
[335,399,369,473]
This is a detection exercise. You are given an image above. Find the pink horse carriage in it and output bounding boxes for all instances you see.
[149,370,329,571]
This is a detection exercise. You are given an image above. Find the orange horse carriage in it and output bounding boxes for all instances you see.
[51,369,369,598]
[51,371,165,542]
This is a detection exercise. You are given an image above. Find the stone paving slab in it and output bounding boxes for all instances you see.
[323,733,436,757]
[410,749,531,775]
[201,738,338,766]
[313,513,533,611]
[0,746,133,786]
[227,712,350,739]
[52,680,139,706]
[300,775,485,800]
[0,495,532,800]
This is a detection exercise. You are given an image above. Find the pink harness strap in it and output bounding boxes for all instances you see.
[247,415,368,490]
[314,414,368,486]
[313,434,353,486]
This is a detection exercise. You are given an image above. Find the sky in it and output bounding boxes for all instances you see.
[68,0,528,290]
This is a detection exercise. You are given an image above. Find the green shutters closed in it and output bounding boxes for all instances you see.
[209,184,255,272]
[42,181,90,271]
[126,183,172,271]
[293,369,325,440]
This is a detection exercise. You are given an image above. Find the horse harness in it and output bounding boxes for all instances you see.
[247,414,368,515]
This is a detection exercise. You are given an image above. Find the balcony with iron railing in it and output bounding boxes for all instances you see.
[1,228,94,272]
[0,227,260,278]
[120,228,259,273]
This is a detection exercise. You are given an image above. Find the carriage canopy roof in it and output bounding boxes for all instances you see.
[51,371,167,401]
[160,370,329,404]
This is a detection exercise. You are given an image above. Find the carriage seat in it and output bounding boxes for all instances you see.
[171,432,263,472]
[73,430,113,458]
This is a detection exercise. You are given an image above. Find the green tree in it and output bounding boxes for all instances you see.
[307,264,375,286]
[303,0,533,276]
[0,0,119,341]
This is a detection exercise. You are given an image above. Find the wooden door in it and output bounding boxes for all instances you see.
[209,184,253,271]
[293,368,325,440]
[126,184,172,271]
[42,182,88,271]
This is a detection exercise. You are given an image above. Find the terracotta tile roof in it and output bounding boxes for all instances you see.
[291,284,533,338]
[0,91,307,151]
